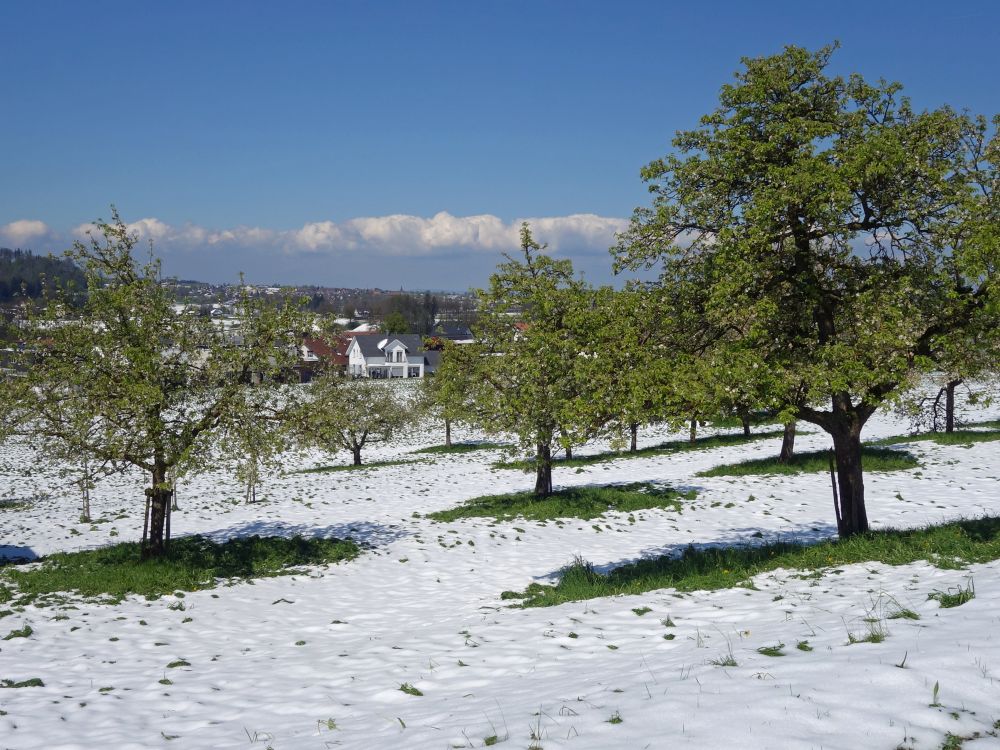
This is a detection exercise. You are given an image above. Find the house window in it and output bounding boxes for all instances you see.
[408,366,420,378]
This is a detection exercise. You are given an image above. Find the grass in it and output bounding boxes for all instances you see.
[494,429,787,471]
[427,482,695,523]
[871,429,1000,447]
[1,534,360,603]
[1,678,44,688]
[697,446,918,477]
[705,412,776,430]
[756,643,785,657]
[292,458,419,474]
[929,579,975,608]
[2,625,32,640]
[0,499,31,512]
[500,516,1000,607]
[412,442,504,455]
[398,682,423,696]
[709,653,738,667]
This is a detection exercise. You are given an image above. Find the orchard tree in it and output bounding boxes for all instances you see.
[3,210,308,557]
[573,285,674,453]
[418,346,477,448]
[615,45,994,537]
[296,377,411,466]
[215,389,296,503]
[461,224,592,496]
[911,113,1000,433]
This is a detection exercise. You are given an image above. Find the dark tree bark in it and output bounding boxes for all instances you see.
[945,378,962,433]
[629,422,639,453]
[689,416,697,444]
[565,445,573,460]
[142,461,174,560]
[739,411,751,437]
[444,417,452,447]
[829,421,868,537]
[351,445,363,466]
[534,441,553,496]
[778,421,796,463]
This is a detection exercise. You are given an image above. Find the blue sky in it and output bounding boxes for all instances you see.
[1,0,997,289]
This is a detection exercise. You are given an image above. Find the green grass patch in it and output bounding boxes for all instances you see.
[757,643,785,657]
[871,429,1000,447]
[705,412,775,430]
[0,500,31,512]
[427,483,695,523]
[697,446,918,477]
[501,516,1000,607]
[2,625,32,640]
[292,458,419,474]
[929,579,975,608]
[1,677,44,688]
[966,419,1000,429]
[412,442,504,455]
[1,535,360,604]
[494,430,787,471]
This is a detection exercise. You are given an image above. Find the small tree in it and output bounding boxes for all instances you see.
[383,311,409,334]
[457,224,592,496]
[418,347,476,447]
[297,378,411,466]
[215,387,297,503]
[3,210,307,557]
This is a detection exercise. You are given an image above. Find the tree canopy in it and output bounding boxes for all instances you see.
[614,44,997,536]
[1,210,308,557]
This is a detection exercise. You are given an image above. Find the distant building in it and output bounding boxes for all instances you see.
[346,334,436,378]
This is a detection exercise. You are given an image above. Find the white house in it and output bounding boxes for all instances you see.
[346,334,430,378]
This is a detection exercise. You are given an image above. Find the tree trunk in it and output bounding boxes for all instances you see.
[534,442,553,497]
[444,417,452,448]
[142,462,173,560]
[740,413,751,437]
[629,422,638,453]
[80,457,91,522]
[170,472,180,511]
[565,445,573,460]
[945,379,962,433]
[689,416,697,444]
[829,424,868,537]
[778,421,796,463]
[352,445,362,466]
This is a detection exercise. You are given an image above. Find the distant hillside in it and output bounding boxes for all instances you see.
[0,248,86,302]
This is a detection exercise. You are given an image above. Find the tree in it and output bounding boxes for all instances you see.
[2,210,307,557]
[571,285,671,453]
[383,310,409,334]
[458,224,592,496]
[418,346,477,447]
[296,377,411,465]
[615,45,992,537]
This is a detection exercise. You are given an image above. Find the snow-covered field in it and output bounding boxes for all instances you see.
[1,406,999,750]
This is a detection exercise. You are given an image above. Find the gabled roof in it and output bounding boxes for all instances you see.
[350,333,426,359]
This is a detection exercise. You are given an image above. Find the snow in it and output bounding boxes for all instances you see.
[1,407,999,749]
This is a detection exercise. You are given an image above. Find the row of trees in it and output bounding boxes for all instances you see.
[426,44,998,539]
[0,45,995,559]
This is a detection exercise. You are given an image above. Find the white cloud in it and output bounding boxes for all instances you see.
[288,211,625,256]
[0,219,50,245]
[48,211,628,260]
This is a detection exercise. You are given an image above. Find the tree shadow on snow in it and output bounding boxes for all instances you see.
[0,544,40,564]
[197,519,409,550]
[534,521,840,580]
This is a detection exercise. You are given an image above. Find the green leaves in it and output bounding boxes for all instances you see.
[3,208,311,541]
